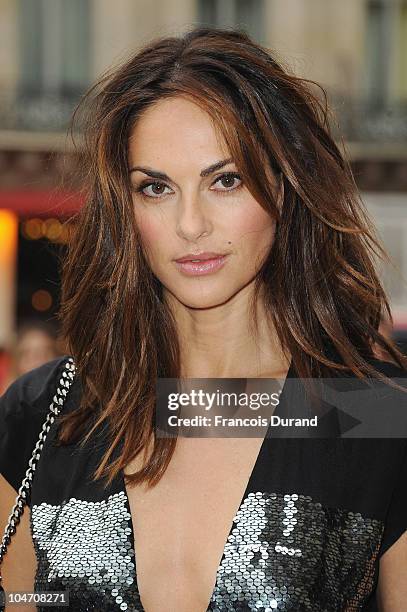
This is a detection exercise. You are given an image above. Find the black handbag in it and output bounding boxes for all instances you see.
[0,357,76,610]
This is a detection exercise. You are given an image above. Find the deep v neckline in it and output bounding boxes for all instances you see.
[120,360,294,610]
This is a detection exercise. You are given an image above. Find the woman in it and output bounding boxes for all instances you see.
[1,26,406,612]
[0,319,60,396]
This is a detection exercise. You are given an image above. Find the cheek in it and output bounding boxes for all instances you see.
[134,211,166,259]
[228,203,276,252]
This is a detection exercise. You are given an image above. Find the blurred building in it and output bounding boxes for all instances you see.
[0,0,406,349]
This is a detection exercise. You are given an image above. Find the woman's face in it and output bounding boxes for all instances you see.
[16,329,58,375]
[128,96,279,309]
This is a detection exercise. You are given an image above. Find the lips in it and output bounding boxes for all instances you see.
[174,252,227,263]
[174,253,229,276]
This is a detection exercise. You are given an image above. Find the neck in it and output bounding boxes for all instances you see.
[164,283,290,378]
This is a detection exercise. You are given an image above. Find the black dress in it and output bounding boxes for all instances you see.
[0,354,406,612]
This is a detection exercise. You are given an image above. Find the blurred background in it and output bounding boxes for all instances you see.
[0,0,406,391]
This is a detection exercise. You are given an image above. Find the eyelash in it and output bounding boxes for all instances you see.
[133,172,243,200]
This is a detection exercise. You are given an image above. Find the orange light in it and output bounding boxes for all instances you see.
[54,222,72,244]
[46,219,63,241]
[25,218,44,240]
[0,210,18,255]
[32,289,53,312]
[0,210,18,347]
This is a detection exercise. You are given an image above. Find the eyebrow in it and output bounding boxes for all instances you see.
[128,157,234,180]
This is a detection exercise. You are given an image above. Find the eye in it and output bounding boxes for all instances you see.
[211,172,243,194]
[133,180,173,200]
[132,171,243,201]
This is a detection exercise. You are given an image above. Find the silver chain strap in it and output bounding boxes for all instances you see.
[0,356,76,582]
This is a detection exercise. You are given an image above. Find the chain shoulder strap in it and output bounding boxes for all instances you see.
[0,356,76,583]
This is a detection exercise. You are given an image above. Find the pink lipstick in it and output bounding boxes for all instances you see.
[174,252,229,276]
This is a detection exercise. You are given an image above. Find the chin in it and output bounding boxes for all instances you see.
[169,286,237,310]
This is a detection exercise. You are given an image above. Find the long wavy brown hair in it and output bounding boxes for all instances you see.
[56,26,407,490]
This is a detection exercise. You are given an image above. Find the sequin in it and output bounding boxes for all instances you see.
[30,490,384,611]
[31,491,141,611]
[208,492,383,611]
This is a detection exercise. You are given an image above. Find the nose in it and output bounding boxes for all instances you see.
[175,196,212,242]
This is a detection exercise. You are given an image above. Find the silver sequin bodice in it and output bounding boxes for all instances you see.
[31,483,384,611]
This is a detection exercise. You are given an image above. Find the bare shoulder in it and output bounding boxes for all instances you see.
[377,530,407,611]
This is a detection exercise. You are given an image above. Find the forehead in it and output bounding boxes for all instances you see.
[128,96,230,165]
